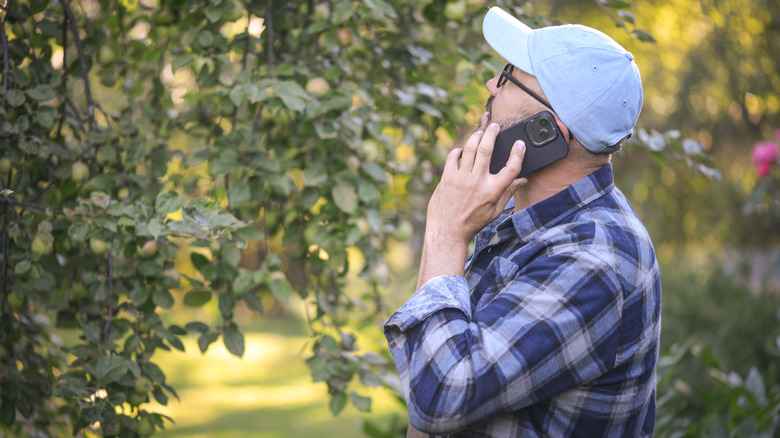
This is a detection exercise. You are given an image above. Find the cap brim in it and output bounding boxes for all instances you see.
[482,7,534,74]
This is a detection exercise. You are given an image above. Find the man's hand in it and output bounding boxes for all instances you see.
[427,122,527,245]
[415,122,526,288]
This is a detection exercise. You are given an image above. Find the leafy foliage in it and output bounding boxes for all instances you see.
[0,0,739,436]
[0,0,531,435]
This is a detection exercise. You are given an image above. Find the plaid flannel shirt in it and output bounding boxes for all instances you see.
[384,164,661,437]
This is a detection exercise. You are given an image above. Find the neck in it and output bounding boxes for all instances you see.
[513,157,608,213]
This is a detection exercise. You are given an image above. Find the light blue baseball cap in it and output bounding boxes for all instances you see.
[482,7,643,154]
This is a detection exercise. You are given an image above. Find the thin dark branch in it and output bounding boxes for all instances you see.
[230,3,254,125]
[56,15,69,139]
[0,4,11,133]
[266,0,274,67]
[1,173,10,312]
[62,0,96,128]
[103,252,114,342]
[1,4,11,308]
[3,197,63,215]
[250,103,264,145]
[241,4,253,71]
[592,0,631,34]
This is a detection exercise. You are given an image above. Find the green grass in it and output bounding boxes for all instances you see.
[149,317,406,437]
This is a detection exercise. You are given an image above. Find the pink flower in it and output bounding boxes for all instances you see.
[751,141,779,177]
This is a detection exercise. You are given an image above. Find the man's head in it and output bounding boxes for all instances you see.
[482,7,643,154]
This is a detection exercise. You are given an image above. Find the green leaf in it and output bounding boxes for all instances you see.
[329,391,347,416]
[141,362,166,383]
[602,0,631,8]
[153,289,175,309]
[364,0,397,18]
[96,356,128,384]
[183,290,212,307]
[155,190,185,216]
[171,54,195,73]
[332,180,358,214]
[197,332,219,353]
[332,2,360,23]
[190,252,211,270]
[148,220,165,240]
[68,221,90,242]
[185,322,209,333]
[211,213,242,228]
[269,277,293,302]
[350,391,372,412]
[360,162,387,184]
[745,367,767,407]
[235,225,265,241]
[222,246,242,267]
[241,292,264,314]
[129,286,151,306]
[197,30,214,47]
[204,7,222,23]
[14,260,31,275]
[218,293,236,318]
[276,80,310,112]
[25,85,56,101]
[314,92,353,117]
[81,322,102,344]
[303,168,328,187]
[618,10,635,25]
[232,272,255,294]
[223,327,245,358]
[6,89,25,107]
[358,182,378,203]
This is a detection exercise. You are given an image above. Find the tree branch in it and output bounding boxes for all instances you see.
[103,252,114,343]
[592,0,631,35]
[1,2,12,309]
[56,15,69,139]
[266,0,274,68]
[62,0,96,129]
[0,1,11,134]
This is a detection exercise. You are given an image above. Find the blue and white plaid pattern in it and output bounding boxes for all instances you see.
[385,164,661,437]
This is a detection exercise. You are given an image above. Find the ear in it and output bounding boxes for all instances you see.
[551,113,571,143]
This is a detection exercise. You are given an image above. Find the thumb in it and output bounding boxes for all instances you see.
[497,177,528,209]
[497,140,526,183]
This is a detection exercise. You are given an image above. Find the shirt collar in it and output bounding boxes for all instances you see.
[506,163,615,242]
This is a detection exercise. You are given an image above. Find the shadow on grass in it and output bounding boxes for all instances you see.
[156,400,401,438]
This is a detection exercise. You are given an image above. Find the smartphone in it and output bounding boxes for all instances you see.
[489,111,569,178]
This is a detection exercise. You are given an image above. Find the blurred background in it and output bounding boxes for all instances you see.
[2,0,779,437]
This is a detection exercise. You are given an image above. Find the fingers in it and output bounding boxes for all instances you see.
[458,129,484,172]
[497,176,528,209]
[471,123,501,174]
[443,147,463,177]
[496,140,526,183]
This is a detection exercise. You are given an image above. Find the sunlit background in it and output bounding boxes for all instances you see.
[17,0,775,436]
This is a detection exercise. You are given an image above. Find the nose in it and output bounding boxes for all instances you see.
[486,75,499,96]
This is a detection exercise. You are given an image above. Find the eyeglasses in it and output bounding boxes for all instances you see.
[496,63,574,142]
[496,64,554,112]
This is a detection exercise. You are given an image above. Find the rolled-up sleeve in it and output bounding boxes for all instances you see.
[384,250,624,434]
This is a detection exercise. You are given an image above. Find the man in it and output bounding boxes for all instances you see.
[384,6,661,438]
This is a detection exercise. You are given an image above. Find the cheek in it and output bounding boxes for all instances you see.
[491,97,535,129]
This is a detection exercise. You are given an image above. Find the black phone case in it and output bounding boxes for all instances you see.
[488,111,569,178]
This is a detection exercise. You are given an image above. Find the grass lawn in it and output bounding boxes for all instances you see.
[149,317,406,438]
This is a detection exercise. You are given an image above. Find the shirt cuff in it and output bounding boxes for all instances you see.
[384,274,471,332]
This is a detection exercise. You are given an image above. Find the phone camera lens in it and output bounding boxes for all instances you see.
[539,119,550,127]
